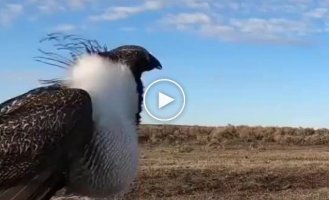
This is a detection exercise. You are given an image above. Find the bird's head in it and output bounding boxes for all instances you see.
[99,45,162,78]
[96,45,162,125]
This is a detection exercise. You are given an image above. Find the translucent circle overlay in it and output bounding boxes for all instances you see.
[143,79,186,122]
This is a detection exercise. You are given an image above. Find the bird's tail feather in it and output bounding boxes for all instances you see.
[0,170,65,200]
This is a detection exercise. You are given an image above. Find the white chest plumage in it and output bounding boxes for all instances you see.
[67,55,139,197]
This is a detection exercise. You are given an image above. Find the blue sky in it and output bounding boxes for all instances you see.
[1,0,329,128]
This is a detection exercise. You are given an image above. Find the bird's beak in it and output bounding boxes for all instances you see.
[150,54,162,70]
[156,64,162,70]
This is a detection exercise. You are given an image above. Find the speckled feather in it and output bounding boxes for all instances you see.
[0,85,93,187]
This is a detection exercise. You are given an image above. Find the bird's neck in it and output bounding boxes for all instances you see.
[67,54,140,128]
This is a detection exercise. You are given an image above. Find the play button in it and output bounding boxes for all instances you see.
[158,92,174,109]
[144,79,186,122]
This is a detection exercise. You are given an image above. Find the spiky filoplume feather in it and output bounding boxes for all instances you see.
[35,33,109,84]
[0,34,162,200]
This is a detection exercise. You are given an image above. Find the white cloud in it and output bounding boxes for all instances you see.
[162,12,314,44]
[28,0,93,13]
[52,24,77,32]
[29,0,65,13]
[231,18,309,36]
[182,0,211,9]
[0,4,23,26]
[305,8,329,18]
[2,0,329,45]
[200,24,237,41]
[162,12,211,30]
[89,1,165,21]
[67,0,88,9]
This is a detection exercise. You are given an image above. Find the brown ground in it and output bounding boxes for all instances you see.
[125,144,329,200]
[55,125,329,199]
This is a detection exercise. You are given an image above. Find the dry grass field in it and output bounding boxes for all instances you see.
[126,144,329,200]
[57,125,329,200]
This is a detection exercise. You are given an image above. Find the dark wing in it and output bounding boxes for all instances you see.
[0,85,93,200]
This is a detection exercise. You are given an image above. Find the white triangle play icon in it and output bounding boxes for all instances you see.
[158,92,175,109]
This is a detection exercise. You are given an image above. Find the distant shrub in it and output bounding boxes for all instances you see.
[139,124,329,146]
